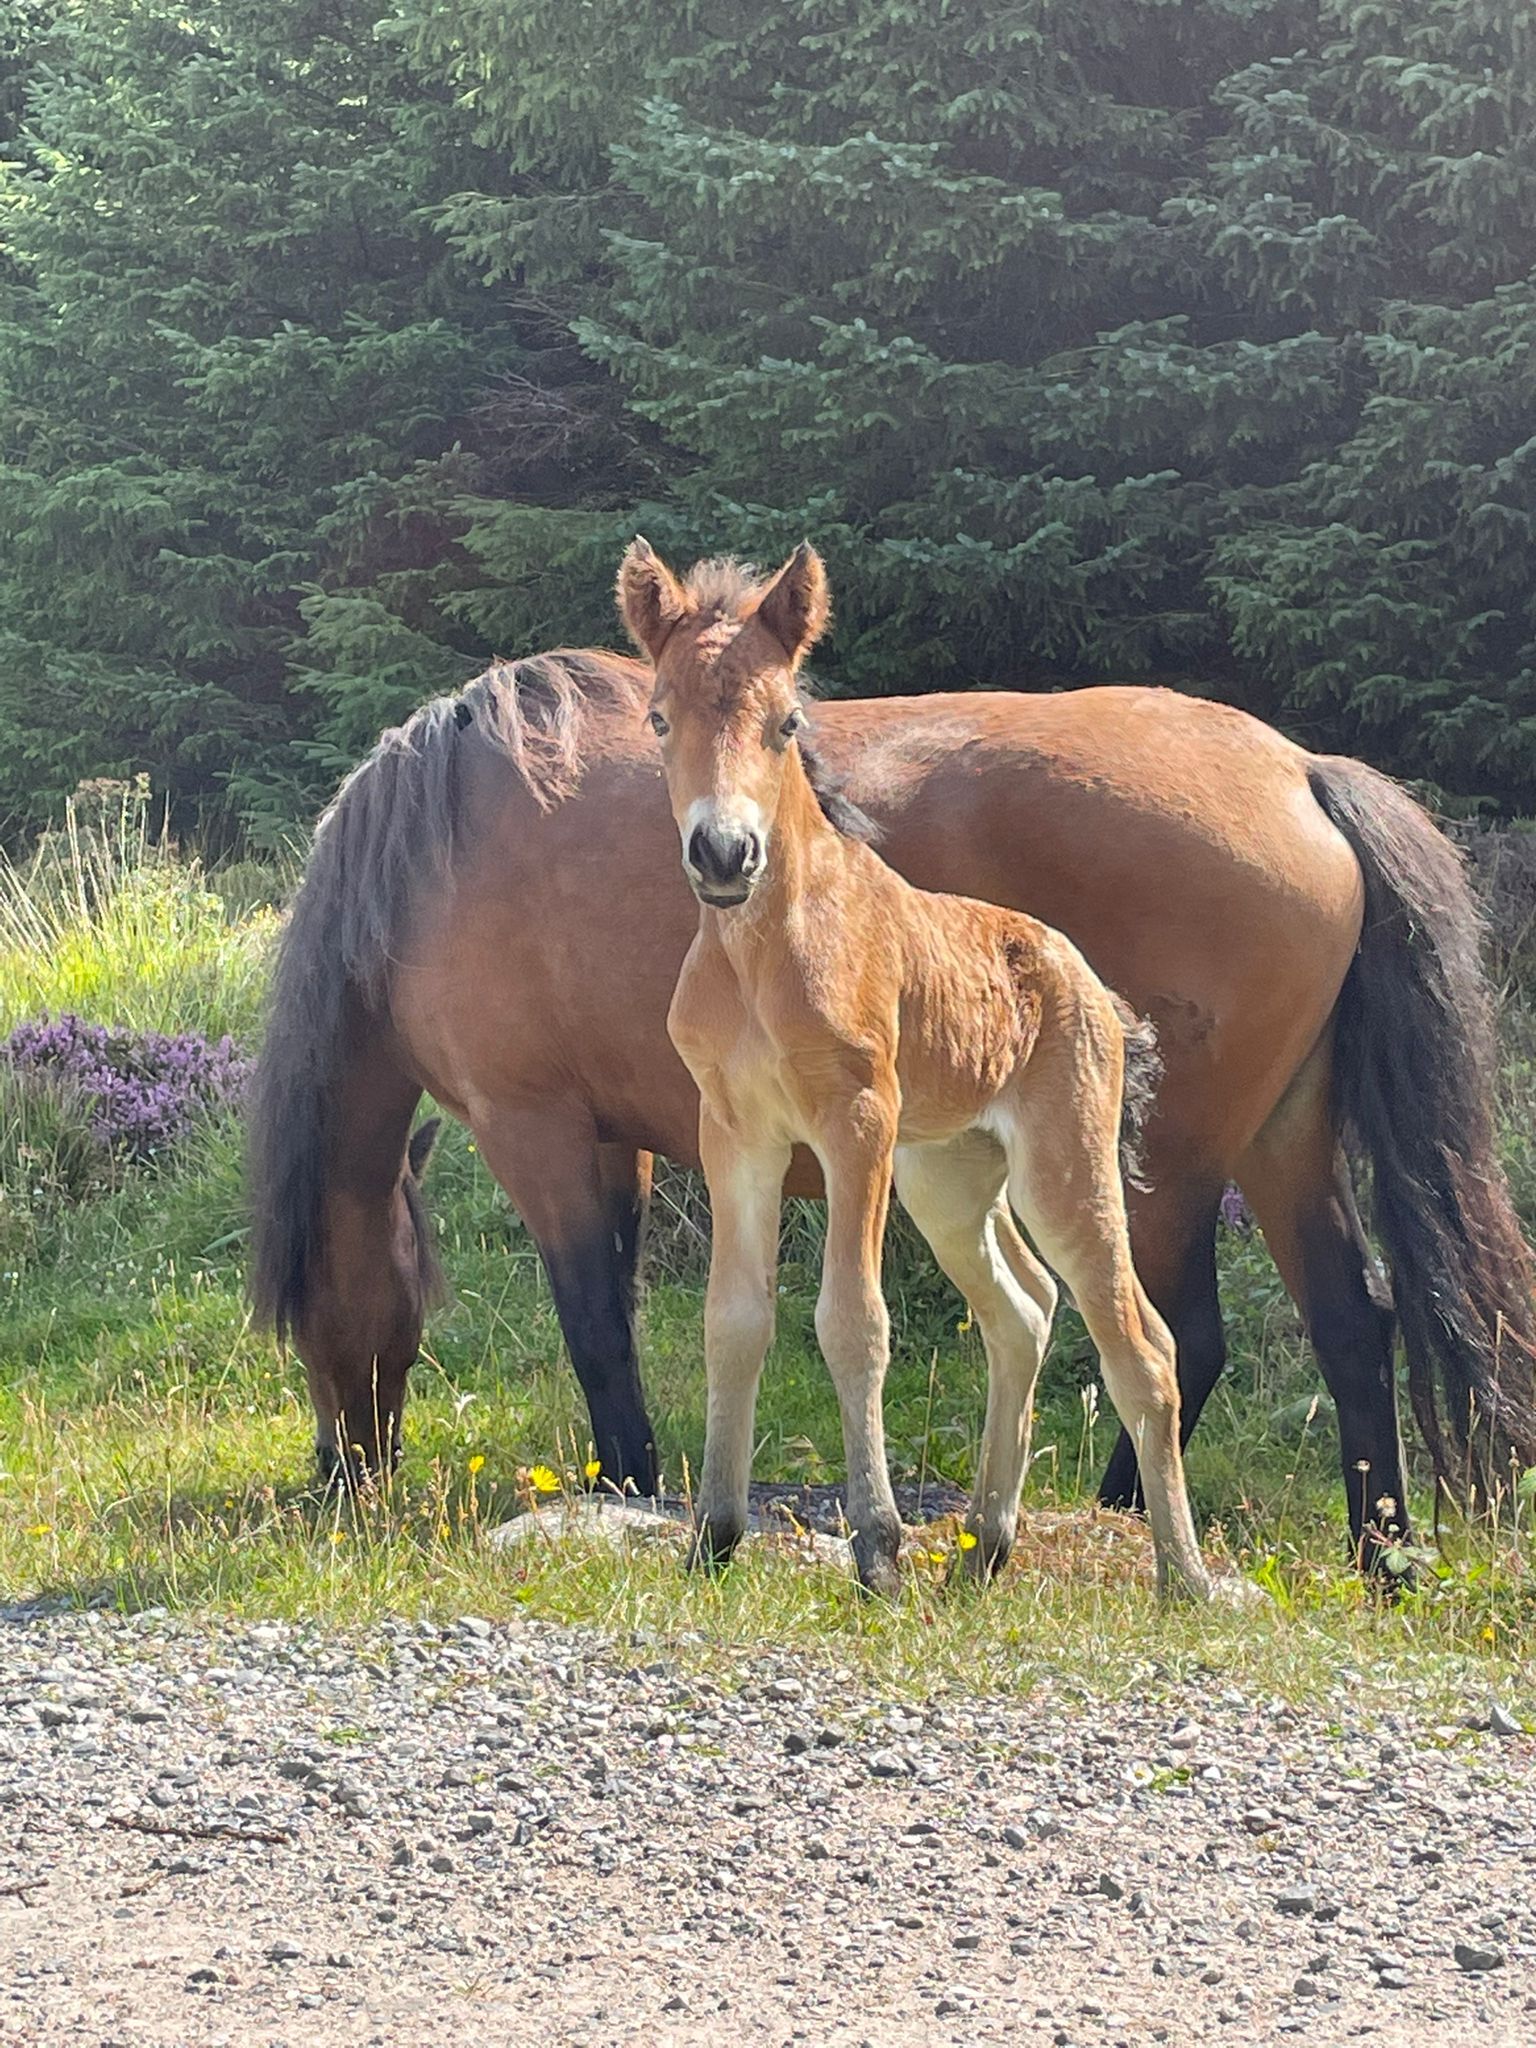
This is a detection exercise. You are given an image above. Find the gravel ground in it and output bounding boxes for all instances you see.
[2,1602,1533,2048]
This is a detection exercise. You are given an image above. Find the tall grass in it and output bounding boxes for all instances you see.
[0,779,274,1040]
[0,809,1530,1714]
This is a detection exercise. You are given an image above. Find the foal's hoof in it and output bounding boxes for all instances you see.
[853,1546,904,1601]
[687,1517,743,1575]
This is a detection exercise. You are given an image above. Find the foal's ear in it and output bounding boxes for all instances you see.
[756,542,831,664]
[617,536,692,661]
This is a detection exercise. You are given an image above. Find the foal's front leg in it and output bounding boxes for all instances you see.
[693,1108,791,1567]
[816,1097,904,1597]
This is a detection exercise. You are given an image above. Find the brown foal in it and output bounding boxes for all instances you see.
[619,538,1216,1601]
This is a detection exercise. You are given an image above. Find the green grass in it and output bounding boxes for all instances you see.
[0,814,1534,1716]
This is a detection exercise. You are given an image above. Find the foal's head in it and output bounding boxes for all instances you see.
[618,539,831,908]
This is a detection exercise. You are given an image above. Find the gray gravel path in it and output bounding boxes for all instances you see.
[2,1606,1533,2047]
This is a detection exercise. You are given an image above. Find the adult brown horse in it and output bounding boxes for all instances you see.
[247,638,1536,1571]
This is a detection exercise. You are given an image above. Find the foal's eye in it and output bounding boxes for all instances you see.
[648,710,670,738]
[779,708,805,741]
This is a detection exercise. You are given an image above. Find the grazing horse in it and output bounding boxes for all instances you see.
[622,538,1217,1600]
[247,607,1536,1568]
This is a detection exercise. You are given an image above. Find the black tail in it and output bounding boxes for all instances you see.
[1310,756,1536,1502]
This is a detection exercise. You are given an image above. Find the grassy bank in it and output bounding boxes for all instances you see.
[0,804,1533,1715]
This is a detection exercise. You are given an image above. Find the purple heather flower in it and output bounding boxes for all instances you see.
[1219,1183,1253,1234]
[1,1013,250,1165]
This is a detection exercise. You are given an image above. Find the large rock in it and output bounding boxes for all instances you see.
[486,1496,854,1572]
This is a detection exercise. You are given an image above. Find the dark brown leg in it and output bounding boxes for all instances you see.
[1238,1047,1410,1574]
[473,1103,660,1496]
[1099,1181,1225,1512]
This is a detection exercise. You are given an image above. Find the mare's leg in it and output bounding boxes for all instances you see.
[999,1007,1213,1601]
[1238,1043,1409,1573]
[472,1100,659,1495]
[297,1056,426,1482]
[815,1101,903,1596]
[894,1132,1057,1578]
[693,1110,790,1563]
[1098,1182,1225,1513]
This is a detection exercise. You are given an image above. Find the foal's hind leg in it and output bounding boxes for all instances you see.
[894,1132,1056,1579]
[999,1028,1213,1601]
[1098,1182,1226,1514]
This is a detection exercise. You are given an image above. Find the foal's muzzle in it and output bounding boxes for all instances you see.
[686,820,764,907]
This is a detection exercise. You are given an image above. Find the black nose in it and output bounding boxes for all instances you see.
[688,822,763,891]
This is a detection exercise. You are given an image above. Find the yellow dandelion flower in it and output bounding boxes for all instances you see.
[529,1464,560,1494]
[957,1529,978,1551]
[437,1519,451,1540]
[1482,1625,1497,1643]
[330,1530,347,1545]
[467,1454,486,1476]
[26,1522,52,1537]
[927,1550,946,1566]
[956,1312,973,1335]
[584,1459,602,1482]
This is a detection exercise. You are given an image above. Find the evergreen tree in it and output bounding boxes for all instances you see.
[396,0,1536,805]
[0,0,622,838]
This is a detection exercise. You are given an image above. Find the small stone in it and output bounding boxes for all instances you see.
[461,1810,495,1837]
[866,1748,912,1779]
[662,1994,688,2013]
[1241,1808,1276,1834]
[429,1853,456,1874]
[1003,1825,1029,1852]
[390,1842,413,1869]
[732,1796,769,1816]
[783,1731,812,1756]
[1096,1874,1126,1901]
[1487,1703,1522,1738]
[1377,1968,1409,1990]
[127,1705,168,1724]
[265,1940,302,1964]
[40,1705,76,1728]
[1293,1977,1320,1999]
[1453,1943,1505,1973]
[325,1952,356,1969]
[186,1968,219,1987]
[1410,1847,1445,1866]
[952,1932,982,1951]
[764,1678,804,1701]
[455,1616,493,1639]
[1275,1888,1317,1916]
